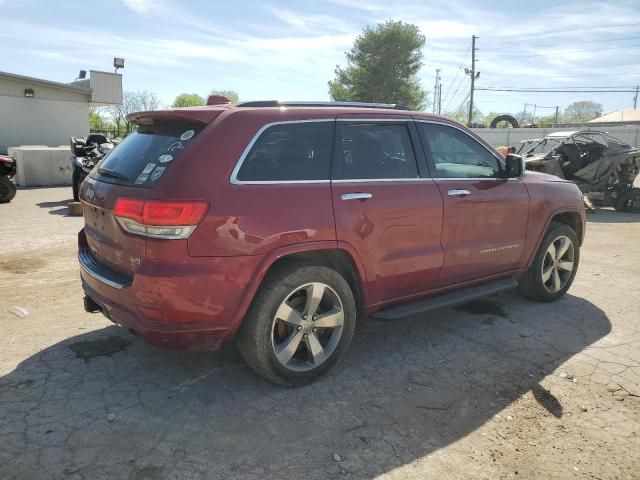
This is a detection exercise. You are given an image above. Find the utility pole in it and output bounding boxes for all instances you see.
[467,35,479,127]
[438,83,442,114]
[634,85,639,109]
[433,69,441,114]
[555,106,559,126]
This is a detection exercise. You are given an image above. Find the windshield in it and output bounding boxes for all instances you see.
[90,121,204,187]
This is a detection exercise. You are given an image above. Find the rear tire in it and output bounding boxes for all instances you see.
[518,222,580,302]
[237,263,356,386]
[0,176,16,203]
[614,188,640,213]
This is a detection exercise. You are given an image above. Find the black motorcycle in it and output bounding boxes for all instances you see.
[0,154,17,203]
[70,134,117,201]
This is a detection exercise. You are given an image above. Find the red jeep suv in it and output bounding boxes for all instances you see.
[78,101,585,386]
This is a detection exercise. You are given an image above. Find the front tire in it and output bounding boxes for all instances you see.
[518,222,580,302]
[237,263,356,386]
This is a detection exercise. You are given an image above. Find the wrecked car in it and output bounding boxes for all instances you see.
[519,130,640,212]
[70,134,119,201]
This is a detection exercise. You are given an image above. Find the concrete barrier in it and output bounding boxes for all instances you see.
[7,146,72,187]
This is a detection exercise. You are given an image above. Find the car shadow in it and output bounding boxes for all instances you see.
[587,208,639,224]
[36,199,73,208]
[36,200,73,217]
[0,291,611,479]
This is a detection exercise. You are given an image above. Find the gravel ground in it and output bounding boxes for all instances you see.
[1,187,639,480]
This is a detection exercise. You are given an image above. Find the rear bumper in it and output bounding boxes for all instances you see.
[78,236,263,350]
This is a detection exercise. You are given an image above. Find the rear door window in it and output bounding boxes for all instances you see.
[90,121,204,187]
[334,122,419,180]
[235,121,334,182]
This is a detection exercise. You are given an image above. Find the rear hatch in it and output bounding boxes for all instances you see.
[79,111,218,277]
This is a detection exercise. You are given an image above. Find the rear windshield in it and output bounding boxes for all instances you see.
[90,121,204,187]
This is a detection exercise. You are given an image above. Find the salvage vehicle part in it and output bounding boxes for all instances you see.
[520,130,640,212]
[490,114,518,128]
[0,154,17,203]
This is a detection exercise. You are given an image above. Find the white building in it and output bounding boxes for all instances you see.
[0,70,122,154]
[587,109,640,126]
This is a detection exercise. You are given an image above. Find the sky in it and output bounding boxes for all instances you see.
[1,0,639,119]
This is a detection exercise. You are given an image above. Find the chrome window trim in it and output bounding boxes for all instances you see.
[332,178,433,183]
[336,117,412,122]
[335,118,422,181]
[230,119,335,185]
[436,177,519,181]
[413,119,511,180]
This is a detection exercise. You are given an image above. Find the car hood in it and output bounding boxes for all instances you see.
[525,170,573,183]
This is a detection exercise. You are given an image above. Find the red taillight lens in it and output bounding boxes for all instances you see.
[113,198,208,226]
[113,198,144,223]
[113,198,208,239]
[143,201,208,226]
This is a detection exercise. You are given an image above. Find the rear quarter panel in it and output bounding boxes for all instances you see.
[161,109,338,257]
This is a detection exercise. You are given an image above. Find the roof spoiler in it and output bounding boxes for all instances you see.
[127,109,222,125]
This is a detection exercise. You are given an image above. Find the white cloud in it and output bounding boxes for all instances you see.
[2,0,640,112]
[120,0,149,13]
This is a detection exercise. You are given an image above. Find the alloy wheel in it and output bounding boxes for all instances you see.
[541,235,575,293]
[271,282,344,372]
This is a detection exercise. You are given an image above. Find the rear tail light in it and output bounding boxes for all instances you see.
[114,198,208,239]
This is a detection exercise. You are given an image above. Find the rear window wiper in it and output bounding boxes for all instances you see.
[97,167,129,181]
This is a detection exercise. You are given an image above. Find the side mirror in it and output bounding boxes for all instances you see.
[504,153,525,178]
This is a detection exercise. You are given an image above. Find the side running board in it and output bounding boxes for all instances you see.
[371,278,517,320]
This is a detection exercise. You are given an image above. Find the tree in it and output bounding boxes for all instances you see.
[105,90,160,135]
[89,107,108,130]
[208,89,239,103]
[172,93,205,108]
[564,101,602,123]
[446,101,482,125]
[328,20,428,110]
[535,115,557,128]
[483,112,501,128]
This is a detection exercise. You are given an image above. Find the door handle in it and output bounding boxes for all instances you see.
[341,193,373,201]
[447,189,471,197]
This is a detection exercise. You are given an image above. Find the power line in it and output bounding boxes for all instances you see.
[480,85,637,89]
[548,72,640,78]
[481,35,640,52]
[490,22,640,39]
[477,87,636,93]
[451,91,470,115]
[441,41,472,109]
[486,43,640,59]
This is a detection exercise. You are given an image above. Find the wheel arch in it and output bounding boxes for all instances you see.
[551,211,584,245]
[523,208,585,270]
[224,242,367,344]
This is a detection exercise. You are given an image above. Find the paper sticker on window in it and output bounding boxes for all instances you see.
[141,162,156,174]
[134,174,149,185]
[158,154,173,163]
[150,166,166,183]
[180,130,195,141]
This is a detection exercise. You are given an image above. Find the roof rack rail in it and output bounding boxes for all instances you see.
[235,101,412,111]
